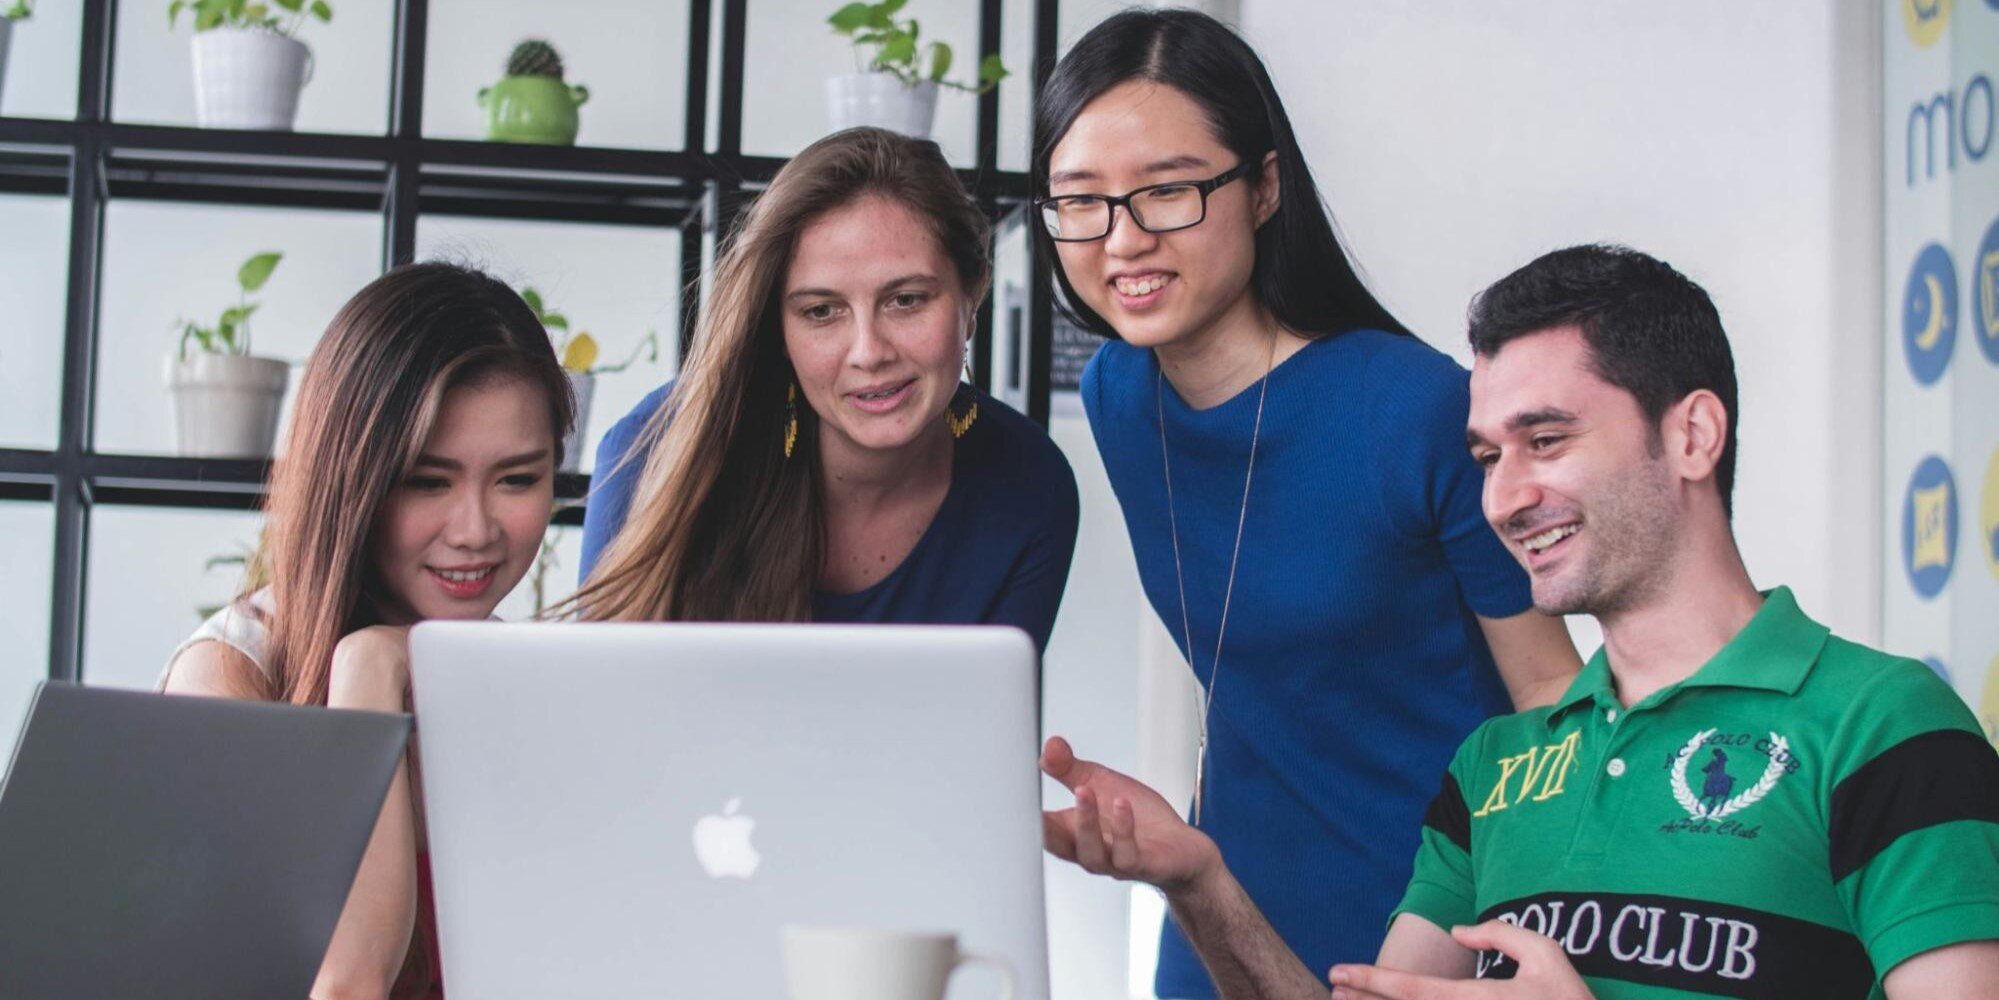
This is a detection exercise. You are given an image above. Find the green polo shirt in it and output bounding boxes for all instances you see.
[1394,587,1999,998]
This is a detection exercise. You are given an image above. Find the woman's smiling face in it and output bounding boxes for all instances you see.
[1046,79,1276,349]
[781,194,972,457]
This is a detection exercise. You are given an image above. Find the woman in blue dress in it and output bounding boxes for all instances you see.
[575,128,1078,651]
[1031,10,1581,995]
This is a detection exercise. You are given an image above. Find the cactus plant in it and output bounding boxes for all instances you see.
[507,39,564,80]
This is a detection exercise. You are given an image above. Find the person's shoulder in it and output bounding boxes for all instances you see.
[1078,337,1142,418]
[1468,700,1563,755]
[595,379,677,471]
[163,592,274,698]
[607,380,676,442]
[1346,328,1468,398]
[963,389,1079,522]
[1812,636,1977,727]
[164,640,270,700]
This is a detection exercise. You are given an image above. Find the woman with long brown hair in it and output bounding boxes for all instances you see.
[160,262,573,1000]
[577,127,1078,650]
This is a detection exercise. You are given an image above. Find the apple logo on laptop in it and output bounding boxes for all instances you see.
[693,798,760,879]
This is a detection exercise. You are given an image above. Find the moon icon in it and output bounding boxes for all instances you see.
[1916,273,1947,350]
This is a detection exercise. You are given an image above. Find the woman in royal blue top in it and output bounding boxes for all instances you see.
[575,128,1078,652]
[1032,10,1581,995]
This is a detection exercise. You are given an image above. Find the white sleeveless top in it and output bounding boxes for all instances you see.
[159,588,276,691]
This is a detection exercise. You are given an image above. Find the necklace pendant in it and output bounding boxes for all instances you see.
[1192,735,1208,827]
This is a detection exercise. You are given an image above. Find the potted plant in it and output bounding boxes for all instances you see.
[519,287,659,472]
[168,0,332,131]
[825,0,1007,139]
[0,1,32,109]
[480,40,589,146]
[166,251,292,459]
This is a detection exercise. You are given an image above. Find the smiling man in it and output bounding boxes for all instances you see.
[1041,245,1999,999]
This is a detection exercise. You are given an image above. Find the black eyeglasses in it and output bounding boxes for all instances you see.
[1033,160,1258,243]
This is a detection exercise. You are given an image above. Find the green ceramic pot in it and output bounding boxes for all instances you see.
[478,75,589,145]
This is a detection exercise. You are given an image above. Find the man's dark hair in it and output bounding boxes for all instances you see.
[1467,244,1740,517]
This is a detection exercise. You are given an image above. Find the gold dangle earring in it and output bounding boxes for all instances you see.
[783,382,800,459]
[945,346,978,439]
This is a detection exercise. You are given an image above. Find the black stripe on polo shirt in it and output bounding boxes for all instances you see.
[1828,728,1999,882]
[1473,891,1874,999]
[1421,772,1471,853]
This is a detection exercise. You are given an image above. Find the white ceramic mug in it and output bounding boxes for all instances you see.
[782,925,1015,1000]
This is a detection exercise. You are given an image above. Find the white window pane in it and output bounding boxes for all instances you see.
[95,201,383,455]
[110,0,391,134]
[996,0,1035,175]
[0,0,81,119]
[83,505,263,692]
[423,0,690,150]
[413,214,680,475]
[743,0,980,166]
[0,501,53,743]
[0,193,69,450]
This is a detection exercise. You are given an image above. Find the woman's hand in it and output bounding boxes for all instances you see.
[328,626,412,713]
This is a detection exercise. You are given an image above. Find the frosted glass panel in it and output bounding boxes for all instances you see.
[96,201,383,455]
[110,0,392,133]
[742,0,980,165]
[83,505,263,692]
[423,0,690,150]
[415,215,680,475]
[0,1,82,119]
[0,501,54,745]
[0,193,70,450]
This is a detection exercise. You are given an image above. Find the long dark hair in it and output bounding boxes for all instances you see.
[573,127,991,624]
[1032,8,1407,340]
[254,262,573,707]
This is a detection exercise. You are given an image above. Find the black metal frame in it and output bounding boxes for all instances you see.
[0,0,1062,683]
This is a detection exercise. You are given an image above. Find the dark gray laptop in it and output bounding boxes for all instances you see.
[0,682,411,1000]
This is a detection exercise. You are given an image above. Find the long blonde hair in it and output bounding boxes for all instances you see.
[575,128,992,622]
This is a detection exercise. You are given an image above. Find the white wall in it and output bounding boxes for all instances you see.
[1237,0,1885,650]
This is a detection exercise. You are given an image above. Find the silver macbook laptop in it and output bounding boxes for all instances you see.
[410,622,1048,1000]
[0,682,411,1000]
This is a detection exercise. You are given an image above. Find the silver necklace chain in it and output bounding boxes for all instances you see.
[1158,340,1273,827]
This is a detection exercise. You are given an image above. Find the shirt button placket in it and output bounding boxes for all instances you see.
[1568,698,1635,869]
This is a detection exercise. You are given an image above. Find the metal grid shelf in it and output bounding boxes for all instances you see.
[12,0,1064,681]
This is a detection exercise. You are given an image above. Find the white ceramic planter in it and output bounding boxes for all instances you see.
[0,19,14,110]
[166,353,290,458]
[191,28,312,131]
[824,74,938,139]
[563,371,594,473]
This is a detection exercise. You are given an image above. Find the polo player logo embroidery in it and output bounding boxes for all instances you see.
[1699,750,1734,812]
[1671,729,1788,821]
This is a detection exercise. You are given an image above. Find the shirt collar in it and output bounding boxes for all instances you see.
[1546,586,1830,727]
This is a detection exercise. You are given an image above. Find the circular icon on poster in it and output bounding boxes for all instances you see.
[1984,446,1999,580]
[1984,652,1999,752]
[1902,0,1952,46]
[1903,456,1959,599]
[1903,243,1958,386]
[1976,215,1999,366]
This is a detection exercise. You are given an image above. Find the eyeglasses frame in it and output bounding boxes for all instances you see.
[1032,159,1261,243]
